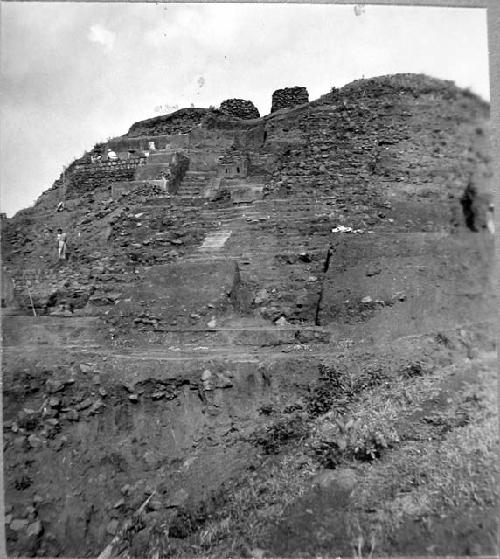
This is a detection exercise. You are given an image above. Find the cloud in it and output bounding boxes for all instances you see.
[88,23,115,51]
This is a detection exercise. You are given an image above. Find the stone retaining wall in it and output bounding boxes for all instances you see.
[111,180,167,199]
[54,158,146,197]
[107,134,190,153]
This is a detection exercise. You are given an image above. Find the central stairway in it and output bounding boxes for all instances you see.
[199,229,233,251]
[177,170,218,197]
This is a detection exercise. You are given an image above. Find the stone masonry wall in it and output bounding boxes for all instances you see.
[53,158,146,198]
[219,99,260,120]
[107,134,189,153]
[271,87,309,113]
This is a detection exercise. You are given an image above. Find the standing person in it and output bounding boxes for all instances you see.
[460,179,479,232]
[487,203,495,234]
[160,172,168,192]
[57,228,67,260]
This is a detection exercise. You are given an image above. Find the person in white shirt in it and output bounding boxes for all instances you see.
[487,204,495,234]
[57,228,67,260]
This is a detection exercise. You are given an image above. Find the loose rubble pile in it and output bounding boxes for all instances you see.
[127,108,210,137]
[219,99,260,120]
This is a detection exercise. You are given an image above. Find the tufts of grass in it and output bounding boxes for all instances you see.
[191,453,319,556]
[155,349,497,557]
[250,413,309,455]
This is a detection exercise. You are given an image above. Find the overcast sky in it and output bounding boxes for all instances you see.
[0,3,490,217]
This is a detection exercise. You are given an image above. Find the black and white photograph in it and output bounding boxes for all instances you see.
[0,2,497,557]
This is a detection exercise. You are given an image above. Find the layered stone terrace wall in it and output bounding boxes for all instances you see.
[53,158,146,198]
[106,134,189,153]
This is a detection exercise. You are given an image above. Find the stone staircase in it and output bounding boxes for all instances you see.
[199,229,233,252]
[134,151,174,181]
[177,170,217,197]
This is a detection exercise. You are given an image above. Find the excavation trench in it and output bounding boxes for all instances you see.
[2,329,323,558]
[315,244,334,326]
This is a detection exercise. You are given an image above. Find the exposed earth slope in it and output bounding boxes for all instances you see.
[1,74,497,558]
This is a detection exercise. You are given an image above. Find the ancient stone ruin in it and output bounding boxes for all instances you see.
[219,98,260,119]
[1,74,496,558]
[271,86,309,112]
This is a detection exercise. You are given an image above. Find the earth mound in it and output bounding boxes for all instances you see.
[1,73,496,558]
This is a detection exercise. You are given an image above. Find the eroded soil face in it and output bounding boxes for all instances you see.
[2,75,497,557]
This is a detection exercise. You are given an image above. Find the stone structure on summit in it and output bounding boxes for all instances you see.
[219,98,260,119]
[271,86,309,112]
[1,74,496,558]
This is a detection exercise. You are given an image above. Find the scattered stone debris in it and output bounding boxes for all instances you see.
[201,370,213,391]
[331,225,364,234]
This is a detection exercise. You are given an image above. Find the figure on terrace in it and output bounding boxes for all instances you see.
[57,228,67,261]
[160,169,171,192]
[460,180,479,232]
[487,203,495,234]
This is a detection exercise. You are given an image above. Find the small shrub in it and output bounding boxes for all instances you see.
[14,475,32,490]
[312,415,362,467]
[435,332,451,346]
[306,364,354,417]
[355,364,389,390]
[282,402,304,414]
[168,508,198,539]
[402,361,428,379]
[311,413,400,466]
[258,404,275,416]
[252,414,307,454]
[353,430,391,461]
